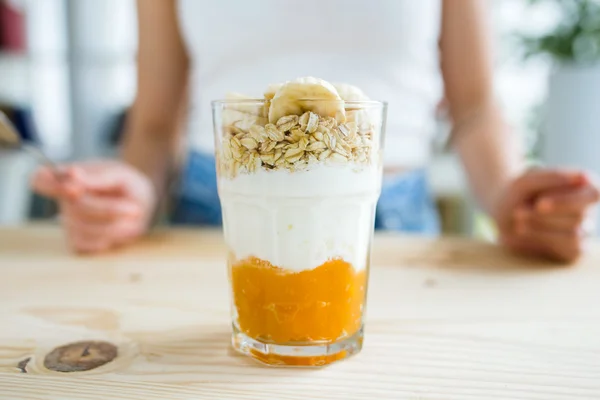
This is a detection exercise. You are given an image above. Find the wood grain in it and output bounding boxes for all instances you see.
[1,225,600,399]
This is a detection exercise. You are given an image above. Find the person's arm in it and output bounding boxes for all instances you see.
[121,0,190,200]
[440,0,600,262]
[440,0,524,215]
[29,0,190,253]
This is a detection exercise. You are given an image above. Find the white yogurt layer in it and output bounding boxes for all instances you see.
[219,163,381,272]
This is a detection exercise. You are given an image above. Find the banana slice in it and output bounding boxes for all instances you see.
[224,92,263,114]
[222,108,267,132]
[332,83,371,101]
[262,83,282,119]
[222,92,267,128]
[268,77,346,124]
[333,83,380,134]
[264,83,283,101]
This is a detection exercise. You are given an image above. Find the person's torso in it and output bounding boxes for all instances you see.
[178,0,443,168]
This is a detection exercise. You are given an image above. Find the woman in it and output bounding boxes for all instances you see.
[32,0,599,261]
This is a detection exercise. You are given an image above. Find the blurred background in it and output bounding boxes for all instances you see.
[1,0,599,237]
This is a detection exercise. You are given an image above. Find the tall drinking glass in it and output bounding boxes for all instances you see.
[212,99,387,366]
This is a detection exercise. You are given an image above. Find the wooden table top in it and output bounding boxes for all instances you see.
[1,225,600,399]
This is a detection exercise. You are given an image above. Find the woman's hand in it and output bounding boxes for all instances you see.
[494,169,599,263]
[31,160,157,254]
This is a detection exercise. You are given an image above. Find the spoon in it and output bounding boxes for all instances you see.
[0,111,64,180]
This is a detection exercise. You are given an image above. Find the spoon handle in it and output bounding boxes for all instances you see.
[21,144,66,181]
[0,111,66,181]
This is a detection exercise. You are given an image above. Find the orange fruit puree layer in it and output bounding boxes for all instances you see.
[230,256,367,344]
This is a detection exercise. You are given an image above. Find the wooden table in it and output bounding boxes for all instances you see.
[1,226,600,399]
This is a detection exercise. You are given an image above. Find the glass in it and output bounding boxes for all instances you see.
[212,99,387,366]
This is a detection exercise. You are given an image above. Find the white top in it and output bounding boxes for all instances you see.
[177,0,443,168]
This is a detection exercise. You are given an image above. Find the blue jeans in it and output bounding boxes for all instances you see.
[171,151,440,235]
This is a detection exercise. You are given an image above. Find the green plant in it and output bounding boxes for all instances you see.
[521,0,600,63]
